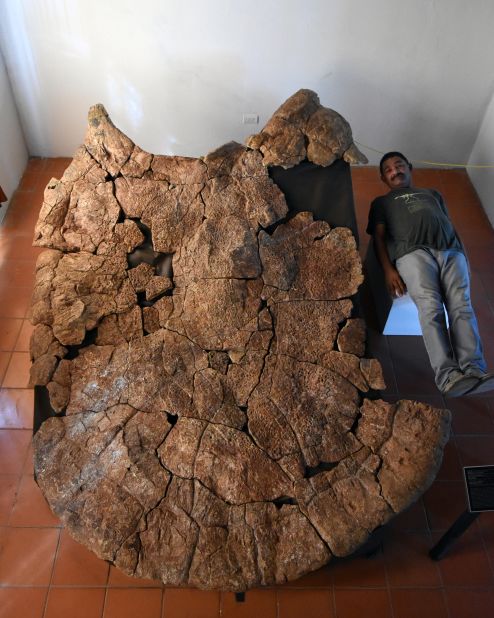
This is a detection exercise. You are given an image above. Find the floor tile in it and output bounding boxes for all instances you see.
[22,440,34,476]
[477,511,494,565]
[14,319,35,351]
[350,167,382,183]
[483,343,494,372]
[390,588,448,618]
[441,181,483,204]
[46,157,72,179]
[0,526,59,585]
[0,317,23,350]
[468,248,494,274]
[0,525,7,551]
[103,588,162,618]
[423,481,468,530]
[390,498,429,531]
[480,273,494,303]
[478,316,494,341]
[455,435,494,468]
[17,169,42,192]
[470,271,492,305]
[282,564,332,588]
[8,473,60,527]
[0,285,33,318]
[2,192,42,216]
[449,204,491,230]
[25,158,47,174]
[331,552,387,588]
[0,260,36,287]
[403,393,446,410]
[0,475,19,525]
[0,388,34,428]
[436,438,463,481]
[277,588,334,618]
[221,590,277,618]
[413,170,445,187]
[460,225,494,249]
[333,588,392,618]
[2,351,31,388]
[387,336,438,396]
[434,525,494,586]
[0,235,43,262]
[445,587,494,618]
[107,565,162,587]
[52,528,110,586]
[383,530,441,587]
[0,429,32,475]
[0,351,12,383]
[162,588,220,618]
[441,168,472,182]
[0,587,48,618]
[448,396,494,435]
[44,588,106,618]
[1,213,41,237]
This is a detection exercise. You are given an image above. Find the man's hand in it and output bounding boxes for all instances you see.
[373,224,407,298]
[384,266,407,298]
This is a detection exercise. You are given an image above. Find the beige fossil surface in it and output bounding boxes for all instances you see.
[30,90,450,591]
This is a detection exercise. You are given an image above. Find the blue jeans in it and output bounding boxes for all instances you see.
[395,248,486,390]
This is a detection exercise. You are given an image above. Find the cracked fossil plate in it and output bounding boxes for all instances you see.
[30,90,450,591]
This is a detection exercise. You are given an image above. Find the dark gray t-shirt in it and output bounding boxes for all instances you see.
[366,187,462,262]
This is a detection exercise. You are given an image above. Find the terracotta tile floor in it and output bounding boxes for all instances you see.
[0,158,493,617]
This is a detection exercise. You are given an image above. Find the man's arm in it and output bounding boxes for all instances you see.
[373,223,407,298]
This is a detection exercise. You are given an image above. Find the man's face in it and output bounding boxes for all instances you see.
[381,156,412,189]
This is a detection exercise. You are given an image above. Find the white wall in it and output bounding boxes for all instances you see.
[468,91,494,226]
[1,0,494,167]
[0,46,28,220]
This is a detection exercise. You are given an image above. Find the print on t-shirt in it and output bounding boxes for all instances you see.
[393,192,430,213]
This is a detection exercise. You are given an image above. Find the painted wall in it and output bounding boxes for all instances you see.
[0,47,28,220]
[468,92,494,226]
[1,0,494,168]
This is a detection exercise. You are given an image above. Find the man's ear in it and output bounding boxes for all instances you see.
[408,163,413,171]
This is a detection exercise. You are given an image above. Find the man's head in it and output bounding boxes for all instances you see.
[379,151,412,189]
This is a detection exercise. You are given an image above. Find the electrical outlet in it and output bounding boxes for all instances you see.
[242,113,259,125]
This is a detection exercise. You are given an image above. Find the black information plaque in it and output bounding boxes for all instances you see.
[464,465,494,512]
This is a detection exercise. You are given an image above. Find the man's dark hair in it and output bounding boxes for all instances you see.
[379,151,411,175]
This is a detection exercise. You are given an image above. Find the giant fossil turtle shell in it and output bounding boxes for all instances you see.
[30,90,450,591]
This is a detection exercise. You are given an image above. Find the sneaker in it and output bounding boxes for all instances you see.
[464,372,494,396]
[441,374,479,397]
